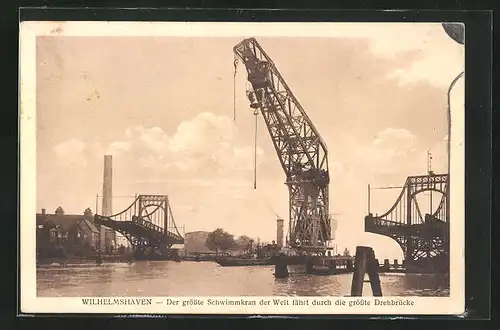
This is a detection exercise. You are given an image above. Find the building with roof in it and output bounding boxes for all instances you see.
[36,206,111,259]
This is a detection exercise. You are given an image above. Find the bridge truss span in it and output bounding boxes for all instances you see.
[365,174,449,272]
[94,195,184,258]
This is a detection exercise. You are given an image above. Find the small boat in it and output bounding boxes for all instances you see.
[215,256,274,267]
[183,255,217,262]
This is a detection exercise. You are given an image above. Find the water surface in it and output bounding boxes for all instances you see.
[37,261,450,297]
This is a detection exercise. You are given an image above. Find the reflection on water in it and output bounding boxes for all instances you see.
[36,261,449,297]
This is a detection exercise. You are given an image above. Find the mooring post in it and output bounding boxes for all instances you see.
[383,259,390,271]
[96,250,102,265]
[274,253,289,278]
[368,254,383,297]
[346,258,354,271]
[350,246,383,297]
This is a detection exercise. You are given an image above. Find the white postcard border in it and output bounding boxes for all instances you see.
[19,21,465,315]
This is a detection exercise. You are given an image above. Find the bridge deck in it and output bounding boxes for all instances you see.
[365,216,448,238]
[95,215,184,245]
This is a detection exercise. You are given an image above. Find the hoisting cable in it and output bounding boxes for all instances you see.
[253,109,258,190]
[233,56,238,122]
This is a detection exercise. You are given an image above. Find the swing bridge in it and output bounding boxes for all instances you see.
[94,194,184,259]
[365,173,450,273]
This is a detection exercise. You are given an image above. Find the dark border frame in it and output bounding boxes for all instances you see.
[15,7,492,321]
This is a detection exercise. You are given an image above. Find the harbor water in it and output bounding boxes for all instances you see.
[37,261,449,297]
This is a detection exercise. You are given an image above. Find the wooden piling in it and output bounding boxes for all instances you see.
[274,254,289,278]
[346,259,354,271]
[96,252,102,265]
[350,246,383,297]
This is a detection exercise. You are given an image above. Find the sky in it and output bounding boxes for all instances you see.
[36,23,464,259]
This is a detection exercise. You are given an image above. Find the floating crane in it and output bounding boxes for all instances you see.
[233,38,331,253]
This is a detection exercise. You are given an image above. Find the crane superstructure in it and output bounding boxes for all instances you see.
[233,38,331,253]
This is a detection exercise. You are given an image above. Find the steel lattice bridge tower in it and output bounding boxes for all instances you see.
[94,195,184,259]
[365,174,450,273]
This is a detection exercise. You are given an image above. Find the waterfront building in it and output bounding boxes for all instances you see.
[36,207,101,258]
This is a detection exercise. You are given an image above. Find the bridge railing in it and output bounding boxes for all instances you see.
[131,215,164,234]
[132,215,184,243]
[137,214,182,241]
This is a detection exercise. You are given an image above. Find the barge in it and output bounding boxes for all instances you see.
[215,256,274,266]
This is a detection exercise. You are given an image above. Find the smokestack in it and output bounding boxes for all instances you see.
[100,155,113,253]
[102,155,113,216]
[331,216,337,240]
[276,218,284,249]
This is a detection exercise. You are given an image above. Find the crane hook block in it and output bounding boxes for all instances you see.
[246,91,261,109]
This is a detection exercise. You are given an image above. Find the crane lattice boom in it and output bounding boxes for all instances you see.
[233,38,331,251]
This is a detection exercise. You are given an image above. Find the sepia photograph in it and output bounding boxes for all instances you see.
[20,21,465,314]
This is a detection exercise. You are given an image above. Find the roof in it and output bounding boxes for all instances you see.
[80,219,99,233]
[36,213,98,233]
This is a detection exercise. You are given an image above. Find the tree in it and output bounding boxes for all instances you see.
[206,228,237,253]
[343,248,351,257]
[235,235,253,250]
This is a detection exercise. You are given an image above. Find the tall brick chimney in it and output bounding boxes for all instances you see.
[276,218,284,249]
[102,155,113,216]
[100,155,113,252]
